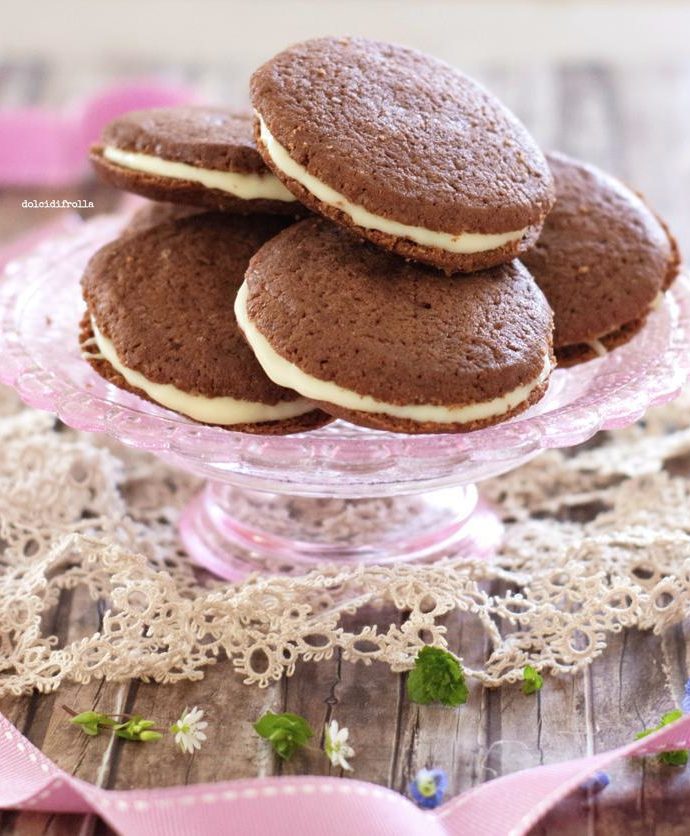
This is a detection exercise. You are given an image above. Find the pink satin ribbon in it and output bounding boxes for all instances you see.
[3,709,690,835]
[0,80,197,186]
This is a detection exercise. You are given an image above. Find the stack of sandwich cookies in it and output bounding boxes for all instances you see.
[83,36,682,436]
[91,107,305,215]
[250,37,556,274]
[80,212,331,434]
[522,152,680,366]
[235,218,554,434]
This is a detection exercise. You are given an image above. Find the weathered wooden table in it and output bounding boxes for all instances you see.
[1,59,690,835]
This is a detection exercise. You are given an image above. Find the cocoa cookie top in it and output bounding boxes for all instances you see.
[239,218,553,407]
[99,107,269,174]
[522,152,679,348]
[81,212,301,405]
[251,36,555,236]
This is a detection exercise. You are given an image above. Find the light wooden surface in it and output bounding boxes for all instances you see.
[1,58,690,835]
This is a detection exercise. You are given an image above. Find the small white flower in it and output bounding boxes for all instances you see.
[324,720,354,771]
[171,706,208,754]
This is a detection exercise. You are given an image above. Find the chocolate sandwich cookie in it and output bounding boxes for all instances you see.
[80,212,330,434]
[522,152,681,366]
[236,218,554,434]
[250,36,555,274]
[91,107,305,215]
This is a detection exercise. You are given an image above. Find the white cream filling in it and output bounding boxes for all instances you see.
[256,113,527,255]
[235,282,551,425]
[587,339,607,357]
[651,290,664,311]
[91,319,315,425]
[103,146,297,203]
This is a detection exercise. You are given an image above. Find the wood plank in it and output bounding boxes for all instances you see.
[0,586,77,835]
[0,812,95,836]
[280,604,405,785]
[587,628,690,835]
[0,585,129,835]
[392,607,491,798]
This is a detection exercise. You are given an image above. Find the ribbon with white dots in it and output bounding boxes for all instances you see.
[3,710,690,836]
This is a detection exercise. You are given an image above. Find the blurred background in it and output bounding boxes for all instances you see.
[1,0,689,252]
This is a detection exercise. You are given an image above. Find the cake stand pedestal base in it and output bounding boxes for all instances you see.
[179,482,503,580]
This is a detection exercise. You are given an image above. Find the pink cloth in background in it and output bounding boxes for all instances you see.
[3,708,690,836]
[0,80,197,186]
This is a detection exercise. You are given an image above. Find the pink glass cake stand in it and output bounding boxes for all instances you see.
[1,214,689,580]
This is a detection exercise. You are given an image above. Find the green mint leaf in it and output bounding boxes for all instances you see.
[406,646,468,707]
[522,665,544,695]
[253,711,313,760]
[635,709,687,767]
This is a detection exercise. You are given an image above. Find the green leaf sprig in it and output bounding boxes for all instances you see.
[113,716,163,742]
[522,665,544,696]
[253,711,314,760]
[406,646,469,707]
[68,710,116,737]
[66,706,163,744]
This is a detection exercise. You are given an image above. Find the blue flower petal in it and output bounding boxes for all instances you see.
[410,768,449,809]
[431,768,449,794]
[580,770,610,794]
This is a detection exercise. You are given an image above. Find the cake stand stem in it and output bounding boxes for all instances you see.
[179,481,503,580]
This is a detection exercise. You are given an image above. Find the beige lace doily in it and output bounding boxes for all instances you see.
[2,380,690,697]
